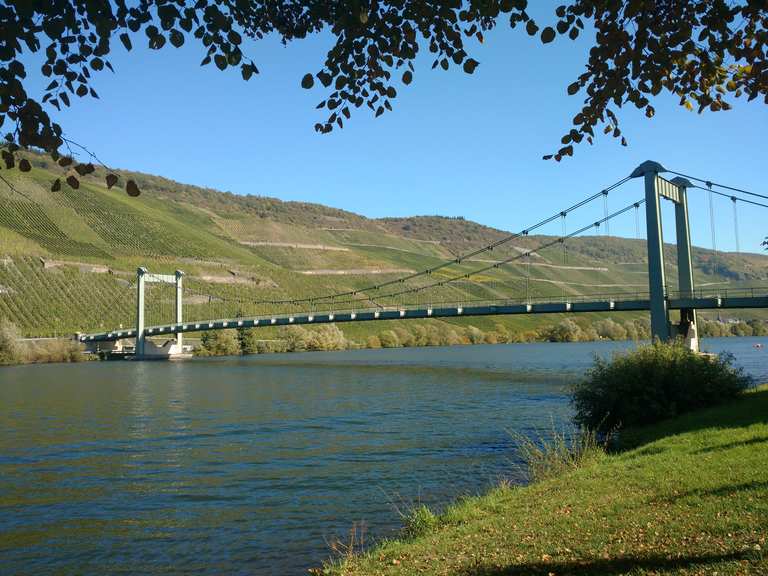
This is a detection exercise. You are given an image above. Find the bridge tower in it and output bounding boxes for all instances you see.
[135,267,184,357]
[630,161,699,351]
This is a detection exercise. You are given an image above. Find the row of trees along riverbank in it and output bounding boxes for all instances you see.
[195,317,768,357]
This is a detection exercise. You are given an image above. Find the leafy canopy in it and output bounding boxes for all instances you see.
[0,0,766,193]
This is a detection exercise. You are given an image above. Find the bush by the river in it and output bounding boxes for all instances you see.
[0,320,84,365]
[571,341,752,432]
[0,319,23,364]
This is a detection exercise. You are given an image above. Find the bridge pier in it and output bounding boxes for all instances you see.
[631,161,699,351]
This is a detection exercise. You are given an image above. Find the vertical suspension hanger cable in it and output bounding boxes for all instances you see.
[560,211,567,265]
[603,190,609,237]
[525,250,530,304]
[634,202,640,239]
[560,212,567,301]
[707,181,717,253]
[731,197,740,254]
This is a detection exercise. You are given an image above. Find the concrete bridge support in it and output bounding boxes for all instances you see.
[631,161,699,351]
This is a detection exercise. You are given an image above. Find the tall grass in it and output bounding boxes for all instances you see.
[513,426,607,483]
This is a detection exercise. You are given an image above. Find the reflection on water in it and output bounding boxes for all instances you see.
[0,337,765,575]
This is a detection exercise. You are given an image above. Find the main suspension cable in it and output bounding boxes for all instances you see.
[667,170,768,201]
[319,198,646,308]
[221,175,634,308]
[692,185,768,210]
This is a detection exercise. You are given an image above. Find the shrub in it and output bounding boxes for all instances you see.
[255,340,286,354]
[281,325,311,352]
[238,327,260,354]
[307,324,347,351]
[402,505,439,539]
[199,329,241,356]
[572,341,752,432]
[543,319,584,342]
[26,339,84,363]
[393,327,415,347]
[379,330,400,348]
[0,319,23,365]
[594,318,628,341]
[465,325,485,344]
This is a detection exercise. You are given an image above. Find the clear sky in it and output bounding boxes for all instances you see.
[22,12,768,253]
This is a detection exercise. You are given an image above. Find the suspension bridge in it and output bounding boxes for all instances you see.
[70,160,767,359]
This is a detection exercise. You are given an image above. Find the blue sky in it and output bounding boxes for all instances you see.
[24,14,768,253]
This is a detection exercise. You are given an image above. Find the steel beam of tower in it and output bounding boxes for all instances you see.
[632,161,670,341]
[670,177,699,351]
[136,267,147,357]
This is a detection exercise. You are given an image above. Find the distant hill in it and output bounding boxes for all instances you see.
[1,152,766,337]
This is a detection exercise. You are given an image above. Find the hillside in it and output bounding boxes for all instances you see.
[1,154,767,337]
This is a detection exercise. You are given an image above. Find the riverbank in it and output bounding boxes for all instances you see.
[324,386,768,575]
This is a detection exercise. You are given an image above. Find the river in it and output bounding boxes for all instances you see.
[1,337,766,575]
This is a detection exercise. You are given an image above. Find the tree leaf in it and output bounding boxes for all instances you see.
[120,33,132,51]
[541,27,556,43]
[18,158,31,172]
[169,29,184,48]
[2,151,14,169]
[301,73,314,89]
[214,54,227,71]
[66,175,80,189]
[106,173,118,189]
[74,163,95,176]
[241,63,257,81]
[126,179,141,197]
[402,70,413,85]
[463,59,479,74]
[51,178,61,192]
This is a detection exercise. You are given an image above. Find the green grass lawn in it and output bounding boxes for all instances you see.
[325,387,768,575]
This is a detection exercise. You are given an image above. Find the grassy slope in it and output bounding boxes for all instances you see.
[330,387,768,576]
[2,154,768,336]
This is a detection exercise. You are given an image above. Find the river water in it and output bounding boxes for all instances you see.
[1,337,766,575]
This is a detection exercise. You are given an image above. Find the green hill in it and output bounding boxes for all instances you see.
[1,153,767,337]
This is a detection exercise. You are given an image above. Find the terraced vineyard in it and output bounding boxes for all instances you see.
[1,154,767,337]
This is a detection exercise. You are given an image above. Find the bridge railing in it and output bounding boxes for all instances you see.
[217,290,657,322]
[219,287,766,322]
[668,286,768,301]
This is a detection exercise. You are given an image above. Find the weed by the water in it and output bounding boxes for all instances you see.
[513,425,607,483]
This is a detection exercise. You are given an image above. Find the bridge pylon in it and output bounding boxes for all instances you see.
[630,161,699,351]
[135,267,185,358]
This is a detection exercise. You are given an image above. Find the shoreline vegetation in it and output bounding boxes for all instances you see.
[0,320,85,366]
[195,317,768,358]
[317,346,765,576]
[1,316,767,366]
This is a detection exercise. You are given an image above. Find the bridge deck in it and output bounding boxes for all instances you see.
[79,291,768,343]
